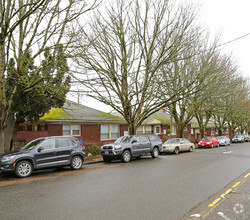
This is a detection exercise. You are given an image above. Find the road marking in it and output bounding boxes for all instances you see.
[208,198,221,207]
[190,214,201,218]
[232,182,241,188]
[225,188,232,194]
[244,173,250,178]
[218,212,230,220]
[223,151,233,154]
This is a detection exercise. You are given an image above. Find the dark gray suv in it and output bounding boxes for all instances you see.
[0,136,86,177]
[101,134,163,162]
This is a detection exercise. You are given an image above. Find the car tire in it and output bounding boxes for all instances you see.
[103,157,112,162]
[71,156,83,170]
[151,147,159,158]
[189,146,193,152]
[121,150,131,163]
[174,147,179,155]
[15,160,33,178]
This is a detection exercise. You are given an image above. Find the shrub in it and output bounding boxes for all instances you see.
[85,144,101,156]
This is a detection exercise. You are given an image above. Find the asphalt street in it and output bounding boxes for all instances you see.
[0,142,249,220]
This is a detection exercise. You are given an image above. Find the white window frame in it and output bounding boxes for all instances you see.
[155,125,161,134]
[63,124,81,136]
[101,125,120,140]
[136,126,152,134]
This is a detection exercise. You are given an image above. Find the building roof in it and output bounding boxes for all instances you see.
[141,111,176,125]
[41,100,126,124]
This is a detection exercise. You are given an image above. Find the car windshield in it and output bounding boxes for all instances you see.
[21,138,45,150]
[217,136,225,140]
[202,138,211,141]
[115,136,132,143]
[164,139,180,144]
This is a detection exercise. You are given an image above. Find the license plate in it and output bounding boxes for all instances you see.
[202,144,204,146]
[105,151,109,155]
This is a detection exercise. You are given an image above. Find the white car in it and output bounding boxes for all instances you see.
[217,136,231,146]
[162,138,195,154]
[232,135,244,143]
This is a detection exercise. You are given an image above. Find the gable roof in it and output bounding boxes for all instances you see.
[41,100,126,123]
[141,111,176,125]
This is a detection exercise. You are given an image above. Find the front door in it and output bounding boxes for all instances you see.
[34,138,57,169]
[131,136,142,155]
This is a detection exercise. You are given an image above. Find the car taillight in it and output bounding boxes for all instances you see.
[82,146,86,151]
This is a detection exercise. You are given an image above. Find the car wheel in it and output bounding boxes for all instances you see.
[15,160,33,178]
[211,144,214,148]
[151,147,159,158]
[71,156,83,170]
[121,150,131,163]
[189,146,193,152]
[174,147,179,154]
[103,157,112,162]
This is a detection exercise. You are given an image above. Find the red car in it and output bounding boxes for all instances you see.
[198,136,219,148]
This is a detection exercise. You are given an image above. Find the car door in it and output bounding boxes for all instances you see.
[131,136,142,156]
[140,135,151,154]
[212,137,218,146]
[182,139,190,151]
[56,138,74,166]
[34,138,57,168]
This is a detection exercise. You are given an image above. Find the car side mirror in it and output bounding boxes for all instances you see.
[37,147,44,152]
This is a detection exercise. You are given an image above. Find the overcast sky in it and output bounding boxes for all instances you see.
[71,0,250,111]
[191,0,250,79]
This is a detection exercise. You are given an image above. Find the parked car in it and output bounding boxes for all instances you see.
[0,136,86,177]
[162,138,195,154]
[243,135,249,142]
[101,134,162,162]
[198,136,219,148]
[232,135,244,143]
[217,136,230,146]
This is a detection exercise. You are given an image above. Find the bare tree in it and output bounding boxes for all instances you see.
[0,0,97,153]
[72,0,199,134]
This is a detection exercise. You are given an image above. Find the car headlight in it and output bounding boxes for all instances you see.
[114,145,121,150]
[1,155,15,162]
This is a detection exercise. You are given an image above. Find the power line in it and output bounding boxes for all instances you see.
[217,32,250,48]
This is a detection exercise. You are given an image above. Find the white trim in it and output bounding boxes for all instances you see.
[63,124,81,136]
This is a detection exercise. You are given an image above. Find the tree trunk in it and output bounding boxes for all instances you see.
[128,123,136,135]
[0,128,5,153]
[200,127,205,139]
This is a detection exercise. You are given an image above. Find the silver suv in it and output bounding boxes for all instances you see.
[101,134,163,162]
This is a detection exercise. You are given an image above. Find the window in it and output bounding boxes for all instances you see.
[132,136,140,143]
[155,126,161,134]
[40,139,56,150]
[211,128,215,135]
[57,138,74,148]
[63,125,81,136]
[167,125,176,135]
[101,125,120,140]
[136,126,152,134]
[141,136,149,143]
[172,125,176,135]
[72,125,80,136]
[111,125,119,139]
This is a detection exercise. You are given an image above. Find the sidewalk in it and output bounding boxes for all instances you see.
[84,155,103,164]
